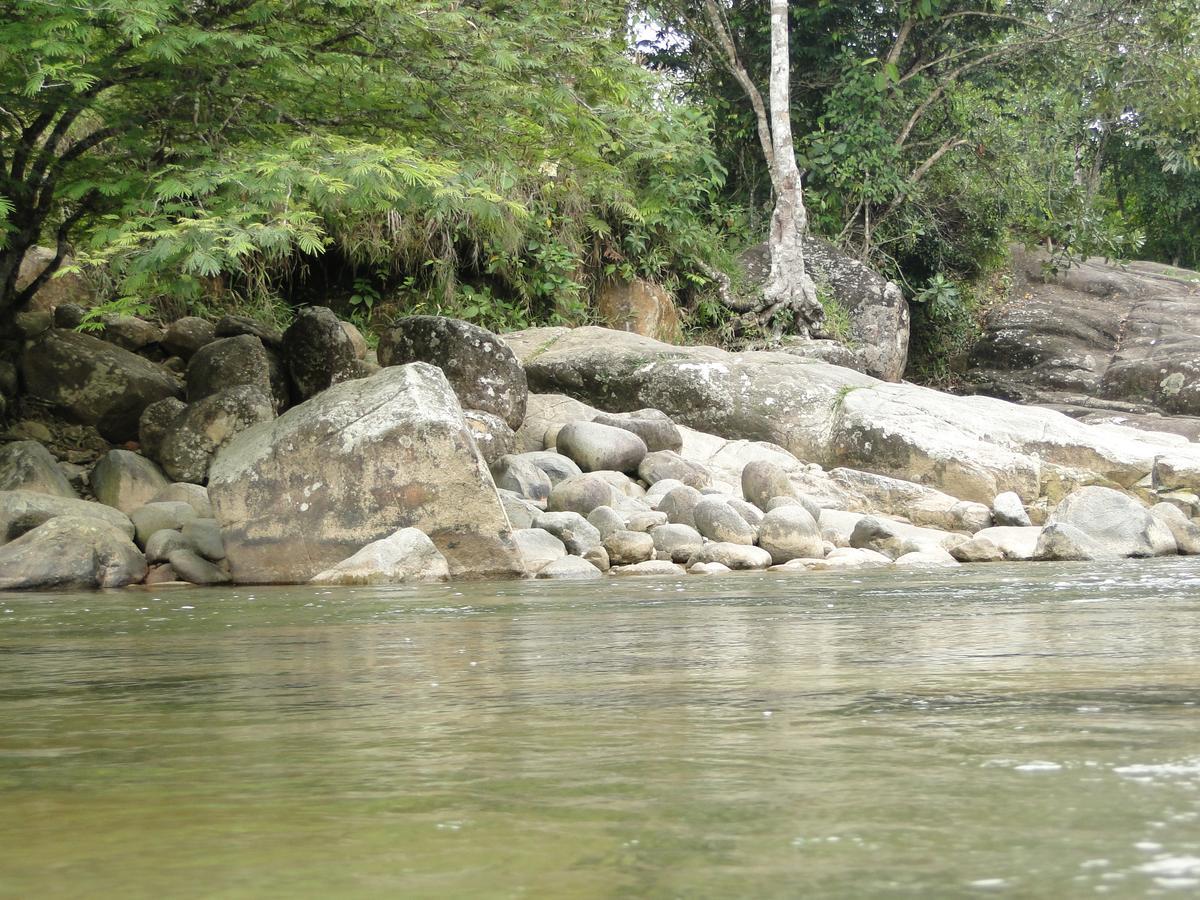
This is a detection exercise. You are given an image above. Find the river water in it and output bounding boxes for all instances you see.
[2,560,1199,898]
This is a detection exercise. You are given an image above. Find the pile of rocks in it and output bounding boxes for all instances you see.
[5,301,1200,592]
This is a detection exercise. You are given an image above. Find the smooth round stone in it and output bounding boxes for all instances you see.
[727,498,764,526]
[757,505,823,564]
[657,485,703,529]
[492,455,552,504]
[143,528,195,564]
[651,523,704,563]
[537,555,603,580]
[524,451,583,486]
[689,561,732,576]
[181,518,225,561]
[741,460,796,510]
[693,497,757,545]
[591,409,682,453]
[637,450,711,489]
[532,511,602,555]
[168,548,231,584]
[610,560,685,577]
[583,545,611,572]
[130,501,198,547]
[587,506,626,539]
[687,542,772,571]
[547,474,617,516]
[555,422,648,475]
[513,528,567,574]
[602,529,655,566]
[625,511,668,533]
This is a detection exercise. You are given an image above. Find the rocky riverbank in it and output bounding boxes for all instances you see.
[4,295,1200,589]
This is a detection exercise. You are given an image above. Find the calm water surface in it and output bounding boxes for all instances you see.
[2,560,1199,898]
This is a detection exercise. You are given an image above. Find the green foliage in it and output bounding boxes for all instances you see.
[815,281,854,344]
[2,0,731,328]
[912,274,962,321]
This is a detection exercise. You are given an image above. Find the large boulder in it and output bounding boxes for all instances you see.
[91,449,169,514]
[0,440,75,498]
[208,363,524,582]
[1044,486,1177,558]
[98,316,163,355]
[162,317,217,360]
[310,528,450,585]
[828,468,991,533]
[283,306,359,401]
[20,329,182,441]
[596,279,681,343]
[15,246,93,311]
[591,409,682,452]
[378,316,527,429]
[0,516,145,590]
[186,334,274,405]
[972,247,1200,422]
[757,505,823,564]
[555,421,647,474]
[0,491,134,544]
[739,237,910,381]
[158,386,275,484]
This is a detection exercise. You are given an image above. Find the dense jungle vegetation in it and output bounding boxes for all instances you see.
[3,1,1200,378]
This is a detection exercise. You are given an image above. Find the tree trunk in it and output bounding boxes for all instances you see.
[761,0,822,337]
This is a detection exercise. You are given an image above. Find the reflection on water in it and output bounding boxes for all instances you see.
[2,560,1199,897]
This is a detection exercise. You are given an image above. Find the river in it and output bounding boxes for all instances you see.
[2,560,1199,897]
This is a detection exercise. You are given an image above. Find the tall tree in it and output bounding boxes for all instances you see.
[700,0,821,335]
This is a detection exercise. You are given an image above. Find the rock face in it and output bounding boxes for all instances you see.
[310,528,450,585]
[739,237,910,381]
[378,316,527,430]
[208,363,523,583]
[0,441,76,498]
[20,329,182,441]
[0,516,145,589]
[596,279,681,343]
[16,246,93,311]
[514,326,1200,504]
[972,247,1200,426]
[283,306,358,401]
[1044,486,1176,559]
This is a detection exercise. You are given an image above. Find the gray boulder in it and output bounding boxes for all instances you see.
[893,547,961,568]
[584,545,611,571]
[91,449,168,514]
[491,455,553,505]
[162,317,217,359]
[603,529,655,566]
[693,497,756,545]
[283,306,359,401]
[186,334,275,406]
[378,316,527,429]
[99,316,163,355]
[144,528,195,564]
[657,484,703,529]
[139,397,187,460]
[992,491,1033,527]
[215,314,283,349]
[524,451,583,486]
[547,474,616,515]
[208,363,524,582]
[612,560,685,577]
[591,409,683,452]
[849,516,905,560]
[158,386,276,484]
[688,542,773,570]
[0,516,145,590]
[1034,522,1107,561]
[0,490,134,544]
[532,511,602,556]
[741,460,796,511]
[586,505,626,539]
[1149,503,1200,555]
[464,410,516,466]
[0,441,75,498]
[1044,486,1176,558]
[513,528,567,574]
[650,523,704,563]
[168,549,232,585]
[151,483,213,519]
[182,518,225,560]
[537,555,603,580]
[757,506,823,564]
[638,450,711,489]
[971,525,1042,561]
[309,527,450,585]
[950,536,1004,563]
[727,498,765,526]
[20,329,183,442]
[130,501,198,546]
[498,490,540,529]
[555,421,647,475]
